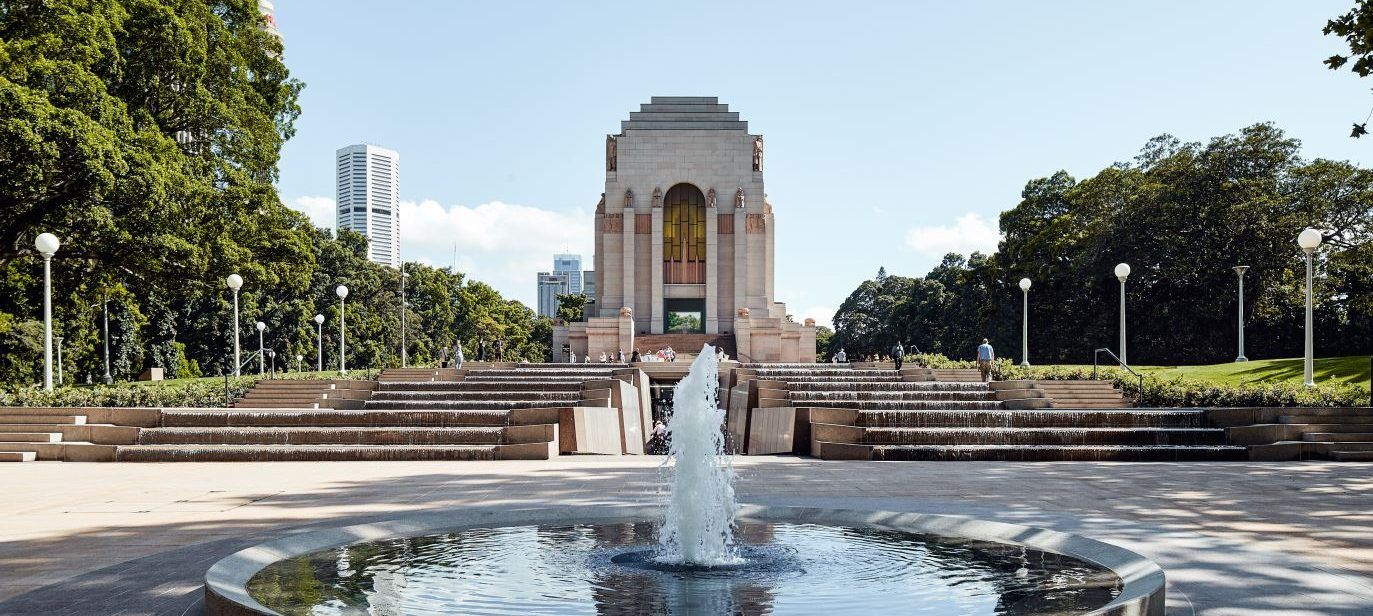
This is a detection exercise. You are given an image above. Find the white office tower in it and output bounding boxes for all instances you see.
[336,144,401,268]
[553,254,583,294]
[537,272,571,318]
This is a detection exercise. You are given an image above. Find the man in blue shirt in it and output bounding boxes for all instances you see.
[976,338,995,382]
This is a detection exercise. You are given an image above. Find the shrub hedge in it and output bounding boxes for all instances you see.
[0,370,374,408]
[910,353,1368,407]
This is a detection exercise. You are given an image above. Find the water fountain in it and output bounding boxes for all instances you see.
[204,345,1166,615]
[656,345,738,567]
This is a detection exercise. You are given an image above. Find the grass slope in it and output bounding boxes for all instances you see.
[1137,356,1371,387]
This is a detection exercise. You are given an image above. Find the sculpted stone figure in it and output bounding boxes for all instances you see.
[619,306,633,317]
[752,135,763,172]
[737,307,750,318]
[734,187,745,209]
[624,189,634,209]
[606,135,617,172]
[707,187,717,208]
[596,192,605,213]
[652,187,662,208]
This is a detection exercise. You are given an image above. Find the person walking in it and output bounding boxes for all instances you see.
[976,338,996,382]
[477,338,487,362]
[892,342,905,371]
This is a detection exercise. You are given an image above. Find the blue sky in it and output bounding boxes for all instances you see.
[273,1,1372,325]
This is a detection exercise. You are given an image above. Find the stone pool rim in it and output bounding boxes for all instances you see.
[203,504,1165,616]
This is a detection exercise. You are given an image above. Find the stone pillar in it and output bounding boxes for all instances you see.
[650,207,664,334]
[765,210,776,304]
[618,307,635,356]
[622,208,636,319]
[734,308,753,362]
[734,209,747,326]
[705,208,718,333]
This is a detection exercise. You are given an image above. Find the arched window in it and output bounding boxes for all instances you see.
[663,183,706,284]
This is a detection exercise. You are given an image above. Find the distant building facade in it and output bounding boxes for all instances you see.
[555,97,815,362]
[335,144,401,268]
[553,254,583,295]
[536,272,570,319]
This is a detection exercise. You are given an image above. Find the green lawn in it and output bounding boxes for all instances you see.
[1134,356,1372,387]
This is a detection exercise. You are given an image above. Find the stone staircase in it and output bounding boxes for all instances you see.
[232,379,375,409]
[1035,380,1132,408]
[113,364,626,461]
[0,407,148,461]
[1220,408,1373,461]
[748,364,1244,461]
[377,367,463,384]
[632,333,736,359]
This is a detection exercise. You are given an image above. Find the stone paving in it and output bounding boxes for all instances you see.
[1,458,1372,615]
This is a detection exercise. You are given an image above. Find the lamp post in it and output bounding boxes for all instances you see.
[296,354,303,373]
[336,285,349,375]
[35,233,60,391]
[1233,266,1250,362]
[1018,278,1031,366]
[314,314,324,372]
[1298,229,1323,387]
[55,335,64,386]
[1114,263,1131,366]
[400,270,408,368]
[226,274,243,377]
[102,293,112,385]
[255,321,266,375]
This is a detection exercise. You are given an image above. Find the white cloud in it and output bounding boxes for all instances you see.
[283,195,592,308]
[796,306,835,329]
[401,199,594,307]
[290,195,336,229]
[903,212,1002,258]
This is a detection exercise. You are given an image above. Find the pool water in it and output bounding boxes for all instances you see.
[246,521,1121,615]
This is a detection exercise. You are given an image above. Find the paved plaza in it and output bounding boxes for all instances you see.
[1,458,1372,615]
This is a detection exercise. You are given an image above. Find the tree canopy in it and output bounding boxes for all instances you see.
[0,0,548,387]
[832,124,1373,365]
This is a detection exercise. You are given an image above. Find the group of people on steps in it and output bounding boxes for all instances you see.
[828,339,998,382]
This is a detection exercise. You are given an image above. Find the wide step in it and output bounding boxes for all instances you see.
[865,427,1228,446]
[854,409,1207,428]
[872,444,1247,462]
[162,409,513,427]
[115,444,503,462]
[138,426,512,445]
[0,451,37,462]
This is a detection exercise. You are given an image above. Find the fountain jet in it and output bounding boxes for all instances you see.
[656,344,739,566]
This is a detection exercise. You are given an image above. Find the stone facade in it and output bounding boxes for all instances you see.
[559,97,814,363]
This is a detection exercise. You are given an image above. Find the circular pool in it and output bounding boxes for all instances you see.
[205,506,1164,616]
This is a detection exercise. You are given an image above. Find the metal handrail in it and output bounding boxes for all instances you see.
[1093,348,1145,405]
[238,351,262,375]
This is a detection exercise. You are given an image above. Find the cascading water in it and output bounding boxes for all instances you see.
[656,343,740,566]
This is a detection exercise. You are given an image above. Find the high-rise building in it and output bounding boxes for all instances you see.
[537,272,570,319]
[336,144,401,268]
[553,254,583,294]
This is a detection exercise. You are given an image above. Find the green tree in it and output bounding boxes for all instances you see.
[1324,1,1373,137]
[556,293,588,323]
